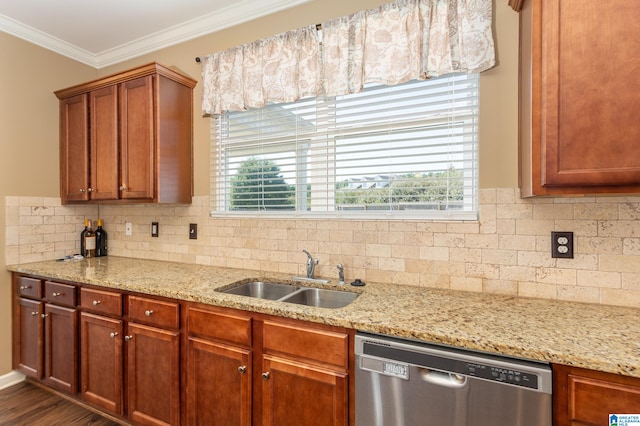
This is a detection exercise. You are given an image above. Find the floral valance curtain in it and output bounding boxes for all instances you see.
[201,0,495,115]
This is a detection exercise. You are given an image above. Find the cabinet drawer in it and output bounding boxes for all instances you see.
[263,321,348,370]
[80,287,122,316]
[16,276,42,299]
[44,281,76,307]
[187,306,252,347]
[128,296,179,330]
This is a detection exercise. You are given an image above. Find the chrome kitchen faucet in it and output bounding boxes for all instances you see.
[302,249,318,279]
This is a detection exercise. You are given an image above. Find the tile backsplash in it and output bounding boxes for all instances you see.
[6,188,640,307]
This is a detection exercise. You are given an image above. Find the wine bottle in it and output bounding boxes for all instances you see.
[96,219,108,257]
[84,220,96,258]
[80,218,88,255]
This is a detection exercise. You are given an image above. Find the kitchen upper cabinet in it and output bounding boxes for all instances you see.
[519,0,640,196]
[55,62,197,204]
[553,364,640,425]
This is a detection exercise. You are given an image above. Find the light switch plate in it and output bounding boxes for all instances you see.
[151,222,159,237]
[125,222,132,236]
[189,223,197,240]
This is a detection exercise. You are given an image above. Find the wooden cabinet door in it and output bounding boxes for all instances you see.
[261,355,348,426]
[186,337,252,426]
[89,86,119,200]
[119,75,155,200]
[15,298,43,378]
[542,0,640,189]
[80,312,123,415]
[43,303,78,394]
[126,322,180,426]
[521,0,640,195]
[554,364,640,426]
[59,94,89,202]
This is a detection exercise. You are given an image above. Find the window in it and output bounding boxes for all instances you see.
[211,73,479,220]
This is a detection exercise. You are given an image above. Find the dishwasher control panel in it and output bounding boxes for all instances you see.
[357,334,551,392]
[465,363,538,389]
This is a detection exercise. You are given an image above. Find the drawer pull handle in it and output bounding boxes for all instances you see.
[41,313,49,319]
[144,310,154,316]
[261,372,270,380]
[20,285,32,290]
[110,332,118,338]
[52,292,62,297]
[92,300,101,306]
[238,366,247,374]
[125,335,133,342]
[31,311,39,316]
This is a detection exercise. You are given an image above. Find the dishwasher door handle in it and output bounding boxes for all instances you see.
[419,367,468,388]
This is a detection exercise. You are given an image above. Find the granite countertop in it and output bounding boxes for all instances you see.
[7,256,640,378]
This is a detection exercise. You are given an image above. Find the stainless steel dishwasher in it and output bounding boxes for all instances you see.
[355,333,552,426]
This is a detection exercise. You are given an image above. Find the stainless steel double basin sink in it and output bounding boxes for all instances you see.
[217,280,359,309]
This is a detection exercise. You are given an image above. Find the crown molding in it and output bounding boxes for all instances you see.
[0,0,312,69]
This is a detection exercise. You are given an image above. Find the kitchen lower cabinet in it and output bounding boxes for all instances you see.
[80,288,181,425]
[185,304,352,426]
[126,296,181,426]
[260,320,350,426]
[15,297,43,378]
[553,364,640,425]
[80,311,124,415]
[186,305,253,426]
[43,302,78,393]
[13,276,78,395]
[187,337,252,426]
[261,356,348,426]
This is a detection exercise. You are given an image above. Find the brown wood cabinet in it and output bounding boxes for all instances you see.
[519,0,640,196]
[186,306,253,426]
[126,296,181,426]
[13,276,78,395]
[553,364,640,425]
[185,304,353,426]
[55,62,197,204]
[79,288,181,425]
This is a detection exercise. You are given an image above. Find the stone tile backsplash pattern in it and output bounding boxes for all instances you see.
[6,188,640,307]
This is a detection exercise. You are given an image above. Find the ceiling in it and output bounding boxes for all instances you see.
[0,0,310,69]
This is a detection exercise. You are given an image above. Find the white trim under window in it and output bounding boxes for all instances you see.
[210,73,479,220]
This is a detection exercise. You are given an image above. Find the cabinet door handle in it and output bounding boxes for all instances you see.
[87,187,94,192]
[30,311,39,316]
[51,292,62,297]
[79,188,86,193]
[144,310,154,316]
[41,313,49,319]
[261,372,270,380]
[92,300,101,306]
[124,335,133,342]
[238,366,247,374]
[110,332,118,338]
[119,185,127,191]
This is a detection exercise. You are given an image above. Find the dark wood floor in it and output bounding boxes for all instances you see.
[0,381,123,426]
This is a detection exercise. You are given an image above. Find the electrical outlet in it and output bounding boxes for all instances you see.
[125,222,132,236]
[151,222,159,237]
[551,231,573,258]
[189,223,198,240]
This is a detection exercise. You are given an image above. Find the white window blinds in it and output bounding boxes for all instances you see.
[212,73,478,220]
